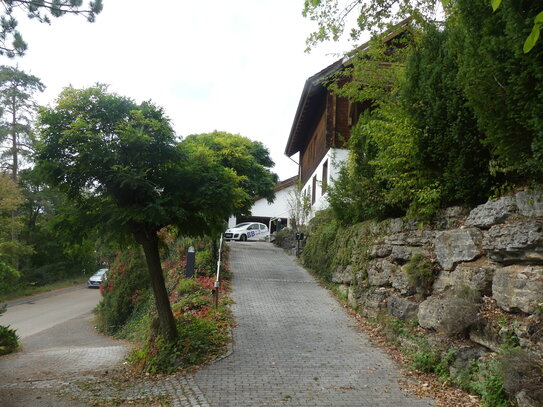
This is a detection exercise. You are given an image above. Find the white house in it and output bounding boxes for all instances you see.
[227,176,297,231]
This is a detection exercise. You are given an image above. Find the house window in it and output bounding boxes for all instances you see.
[322,160,328,194]
[312,175,317,205]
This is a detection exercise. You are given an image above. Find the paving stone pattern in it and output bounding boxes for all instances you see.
[194,242,436,407]
[0,242,438,406]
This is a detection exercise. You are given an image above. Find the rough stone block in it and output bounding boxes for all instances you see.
[469,319,502,351]
[387,295,419,320]
[384,230,436,247]
[332,265,353,284]
[516,190,543,218]
[390,246,413,264]
[433,258,496,295]
[515,390,542,407]
[434,228,483,271]
[370,244,392,259]
[465,196,517,228]
[391,270,412,295]
[337,284,349,298]
[358,287,389,319]
[492,265,543,314]
[483,220,543,264]
[418,294,480,335]
[449,346,490,378]
[366,259,398,287]
[434,206,470,230]
[386,218,404,234]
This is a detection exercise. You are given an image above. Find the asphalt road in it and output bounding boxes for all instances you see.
[0,286,129,407]
[1,286,102,339]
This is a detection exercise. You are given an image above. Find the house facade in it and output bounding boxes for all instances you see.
[284,58,362,217]
[284,19,410,218]
[227,176,297,232]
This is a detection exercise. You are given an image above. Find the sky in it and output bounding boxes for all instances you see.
[7,0,358,180]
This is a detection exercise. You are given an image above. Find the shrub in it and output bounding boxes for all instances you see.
[195,250,213,272]
[469,359,509,407]
[0,260,20,296]
[501,348,543,402]
[404,253,434,296]
[129,310,227,374]
[402,24,494,208]
[378,313,407,344]
[411,348,441,373]
[96,232,232,373]
[273,228,296,249]
[435,348,457,379]
[0,318,19,355]
[95,247,150,335]
[301,210,340,281]
[452,0,543,180]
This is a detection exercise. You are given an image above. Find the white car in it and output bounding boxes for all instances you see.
[224,222,269,242]
[87,268,108,288]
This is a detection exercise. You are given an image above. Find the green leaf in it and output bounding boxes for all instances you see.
[534,11,543,24]
[441,0,452,7]
[524,24,541,53]
[491,0,502,12]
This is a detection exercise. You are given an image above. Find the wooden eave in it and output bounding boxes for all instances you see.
[284,59,343,157]
[284,17,412,158]
[274,175,298,192]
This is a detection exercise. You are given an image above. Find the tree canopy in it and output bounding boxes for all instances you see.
[322,0,543,225]
[0,0,103,57]
[302,0,439,51]
[35,85,277,340]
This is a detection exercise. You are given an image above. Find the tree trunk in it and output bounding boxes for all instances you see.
[135,228,178,342]
[10,101,18,269]
[11,100,17,182]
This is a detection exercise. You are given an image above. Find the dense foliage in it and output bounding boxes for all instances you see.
[0,305,18,355]
[324,0,543,225]
[95,247,149,335]
[34,85,277,341]
[452,0,543,179]
[402,25,494,207]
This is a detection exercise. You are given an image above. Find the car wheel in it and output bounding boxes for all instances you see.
[240,234,247,242]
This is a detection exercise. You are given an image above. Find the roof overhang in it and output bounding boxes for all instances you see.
[284,17,412,158]
[284,59,343,157]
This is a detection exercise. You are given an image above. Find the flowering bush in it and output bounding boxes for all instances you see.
[96,232,233,373]
[95,247,149,335]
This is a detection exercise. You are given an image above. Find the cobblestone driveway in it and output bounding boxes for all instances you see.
[194,242,436,407]
[0,242,438,406]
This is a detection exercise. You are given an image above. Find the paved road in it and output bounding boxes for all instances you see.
[194,242,436,407]
[0,287,129,407]
[1,286,102,338]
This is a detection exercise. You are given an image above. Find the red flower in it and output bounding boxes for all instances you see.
[197,276,216,291]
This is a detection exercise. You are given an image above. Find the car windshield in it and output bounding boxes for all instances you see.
[234,223,251,228]
[94,269,107,276]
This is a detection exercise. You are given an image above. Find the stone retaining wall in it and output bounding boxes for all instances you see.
[330,190,543,405]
